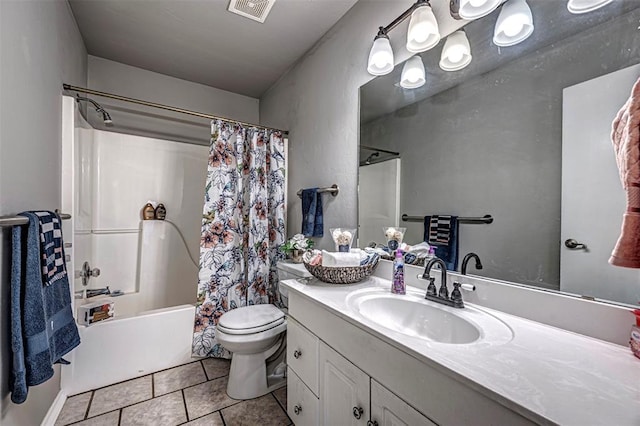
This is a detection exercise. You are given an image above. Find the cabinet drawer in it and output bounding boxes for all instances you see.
[371,380,437,426]
[287,317,319,395]
[288,367,319,426]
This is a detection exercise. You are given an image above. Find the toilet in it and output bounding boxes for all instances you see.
[216,261,311,400]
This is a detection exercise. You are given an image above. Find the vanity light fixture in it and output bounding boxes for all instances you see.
[366,0,441,76]
[367,28,395,76]
[439,30,472,71]
[400,56,426,89]
[493,0,534,47]
[451,0,502,20]
[406,1,441,53]
[566,0,613,14]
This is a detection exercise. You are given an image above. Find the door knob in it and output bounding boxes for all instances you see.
[353,406,364,419]
[565,239,587,250]
[294,404,302,415]
[293,350,302,359]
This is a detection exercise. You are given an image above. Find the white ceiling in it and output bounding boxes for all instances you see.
[69,0,358,98]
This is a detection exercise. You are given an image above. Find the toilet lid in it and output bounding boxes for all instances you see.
[217,304,285,335]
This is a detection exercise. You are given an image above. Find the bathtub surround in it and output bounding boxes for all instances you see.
[193,121,286,358]
[54,359,292,426]
[0,1,87,424]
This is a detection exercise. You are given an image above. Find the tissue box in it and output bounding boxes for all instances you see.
[78,298,114,326]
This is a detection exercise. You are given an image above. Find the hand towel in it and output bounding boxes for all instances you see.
[321,250,362,267]
[301,188,323,237]
[610,77,640,268]
[11,212,80,404]
[424,215,459,271]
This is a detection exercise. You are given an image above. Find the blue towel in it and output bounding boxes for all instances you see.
[301,188,323,237]
[10,211,80,404]
[424,215,459,271]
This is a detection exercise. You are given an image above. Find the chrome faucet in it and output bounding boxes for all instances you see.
[461,252,483,275]
[422,257,464,308]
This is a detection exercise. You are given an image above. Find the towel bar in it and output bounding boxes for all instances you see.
[0,211,72,228]
[402,214,493,224]
[296,184,339,198]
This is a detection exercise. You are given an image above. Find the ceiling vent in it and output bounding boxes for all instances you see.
[228,0,276,23]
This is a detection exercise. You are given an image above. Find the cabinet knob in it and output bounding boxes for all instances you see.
[367,421,379,426]
[353,406,364,420]
[293,350,302,359]
[294,404,302,415]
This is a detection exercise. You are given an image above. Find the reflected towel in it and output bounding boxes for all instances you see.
[301,188,323,237]
[424,215,459,271]
[10,212,80,404]
[610,77,640,268]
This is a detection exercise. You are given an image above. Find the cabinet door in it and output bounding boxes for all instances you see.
[319,343,370,426]
[288,367,319,426]
[371,380,437,426]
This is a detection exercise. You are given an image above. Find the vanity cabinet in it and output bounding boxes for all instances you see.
[287,318,435,426]
[286,291,535,426]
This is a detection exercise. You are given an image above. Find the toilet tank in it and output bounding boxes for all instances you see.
[276,261,312,307]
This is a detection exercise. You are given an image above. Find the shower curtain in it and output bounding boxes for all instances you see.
[192,120,286,358]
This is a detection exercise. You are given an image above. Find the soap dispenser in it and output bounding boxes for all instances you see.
[142,203,155,220]
[392,250,405,295]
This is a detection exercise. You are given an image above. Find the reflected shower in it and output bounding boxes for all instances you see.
[76,94,113,126]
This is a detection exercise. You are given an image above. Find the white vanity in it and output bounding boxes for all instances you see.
[283,273,640,426]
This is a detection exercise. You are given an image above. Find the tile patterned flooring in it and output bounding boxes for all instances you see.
[55,359,291,426]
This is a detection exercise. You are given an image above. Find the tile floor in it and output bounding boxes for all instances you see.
[55,359,291,426]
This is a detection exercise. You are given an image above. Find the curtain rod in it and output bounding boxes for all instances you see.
[62,84,289,135]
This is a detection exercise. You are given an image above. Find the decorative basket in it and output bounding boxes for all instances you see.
[303,257,380,284]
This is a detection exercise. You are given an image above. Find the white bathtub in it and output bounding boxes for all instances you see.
[61,303,196,395]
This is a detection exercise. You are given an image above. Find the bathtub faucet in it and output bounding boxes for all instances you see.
[86,286,111,298]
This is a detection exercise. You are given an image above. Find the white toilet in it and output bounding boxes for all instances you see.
[216,261,311,400]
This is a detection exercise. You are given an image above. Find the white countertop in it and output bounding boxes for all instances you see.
[282,276,640,426]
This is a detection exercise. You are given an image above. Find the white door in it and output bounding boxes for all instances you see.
[319,343,370,426]
[358,158,401,247]
[561,64,640,304]
[370,380,436,426]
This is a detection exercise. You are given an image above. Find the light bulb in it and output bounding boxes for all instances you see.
[493,0,534,47]
[406,5,440,53]
[459,0,501,20]
[567,0,613,14]
[367,36,394,76]
[439,30,472,72]
[400,56,426,89]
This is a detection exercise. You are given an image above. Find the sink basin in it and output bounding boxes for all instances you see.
[345,287,513,345]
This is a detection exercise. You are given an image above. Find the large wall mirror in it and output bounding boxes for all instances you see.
[358,1,640,307]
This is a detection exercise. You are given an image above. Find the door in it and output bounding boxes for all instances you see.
[561,64,640,304]
[319,343,370,426]
[358,158,401,247]
[370,380,436,426]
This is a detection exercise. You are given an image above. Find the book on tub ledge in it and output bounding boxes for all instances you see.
[78,298,114,326]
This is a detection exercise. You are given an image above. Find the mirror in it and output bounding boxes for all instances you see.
[359,1,640,307]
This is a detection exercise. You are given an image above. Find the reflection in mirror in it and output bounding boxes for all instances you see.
[359,1,640,307]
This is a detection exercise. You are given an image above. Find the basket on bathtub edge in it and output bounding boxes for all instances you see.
[302,257,380,284]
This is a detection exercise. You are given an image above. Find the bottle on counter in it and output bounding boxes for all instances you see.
[155,203,167,220]
[631,309,640,359]
[392,249,406,295]
[142,203,155,220]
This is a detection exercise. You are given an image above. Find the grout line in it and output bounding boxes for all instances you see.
[66,409,120,426]
[181,389,189,422]
[220,409,227,426]
[117,409,122,426]
[200,360,210,381]
[271,390,292,424]
[83,391,95,420]
[151,373,155,398]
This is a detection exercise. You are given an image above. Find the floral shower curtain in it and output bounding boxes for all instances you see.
[192,120,286,358]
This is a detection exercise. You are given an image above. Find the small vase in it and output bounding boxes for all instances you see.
[291,249,303,263]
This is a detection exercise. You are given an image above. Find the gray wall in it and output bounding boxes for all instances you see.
[259,0,465,249]
[87,56,260,145]
[0,1,87,424]
[361,10,640,287]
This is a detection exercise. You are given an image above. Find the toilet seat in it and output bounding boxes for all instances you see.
[217,304,285,336]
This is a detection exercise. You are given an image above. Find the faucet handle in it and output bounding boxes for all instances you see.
[451,282,464,308]
[426,277,437,297]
